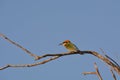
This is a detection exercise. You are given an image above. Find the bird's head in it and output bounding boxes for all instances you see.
[59,40,71,46]
[59,40,80,52]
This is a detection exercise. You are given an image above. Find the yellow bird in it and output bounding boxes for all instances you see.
[59,40,80,52]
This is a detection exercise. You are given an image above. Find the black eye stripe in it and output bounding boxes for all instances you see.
[63,42,66,43]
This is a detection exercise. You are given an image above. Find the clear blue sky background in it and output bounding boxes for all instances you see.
[0,0,120,80]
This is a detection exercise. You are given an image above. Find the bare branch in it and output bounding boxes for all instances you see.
[82,72,96,75]
[0,56,60,70]
[37,51,81,60]
[100,48,120,68]
[82,63,103,80]
[0,51,80,70]
[0,33,120,76]
[110,69,117,80]
[0,33,39,60]
[94,63,103,80]
[37,50,120,75]
[81,51,120,75]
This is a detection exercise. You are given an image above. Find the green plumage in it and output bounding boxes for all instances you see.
[64,42,79,51]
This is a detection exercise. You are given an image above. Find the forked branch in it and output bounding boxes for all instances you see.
[82,63,103,80]
[0,56,60,70]
[0,33,40,60]
[0,33,120,76]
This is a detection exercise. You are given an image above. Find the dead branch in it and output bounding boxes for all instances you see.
[0,33,120,76]
[100,48,120,68]
[0,56,60,70]
[94,63,103,80]
[82,63,103,80]
[0,33,40,60]
[82,72,96,75]
[81,51,120,75]
[110,68,117,80]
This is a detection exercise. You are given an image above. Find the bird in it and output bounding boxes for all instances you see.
[59,40,80,52]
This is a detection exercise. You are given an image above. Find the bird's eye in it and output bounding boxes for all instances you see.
[63,42,66,43]
[63,42,67,44]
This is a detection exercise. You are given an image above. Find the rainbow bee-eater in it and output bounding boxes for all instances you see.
[59,40,80,52]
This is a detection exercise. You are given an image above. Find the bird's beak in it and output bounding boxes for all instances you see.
[59,43,63,45]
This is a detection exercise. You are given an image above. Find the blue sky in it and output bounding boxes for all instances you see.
[0,0,120,80]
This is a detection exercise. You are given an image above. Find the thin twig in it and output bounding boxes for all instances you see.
[0,33,40,60]
[110,69,117,80]
[82,72,96,75]
[100,48,120,68]
[0,56,60,70]
[105,55,120,68]
[100,48,107,56]
[94,63,103,80]
[82,63,103,80]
